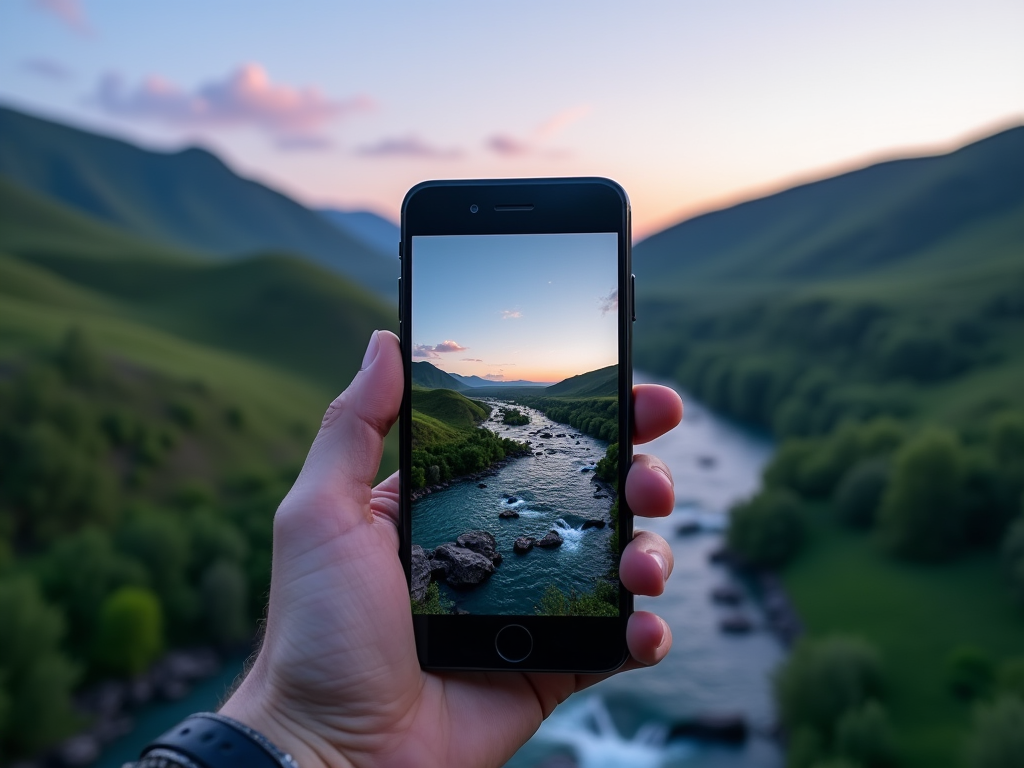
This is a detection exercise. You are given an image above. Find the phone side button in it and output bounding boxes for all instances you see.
[631,273,636,322]
[398,276,402,322]
[495,624,533,663]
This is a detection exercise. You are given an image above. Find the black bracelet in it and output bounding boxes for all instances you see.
[139,712,299,768]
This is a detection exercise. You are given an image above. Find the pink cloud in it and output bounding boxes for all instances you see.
[599,289,618,315]
[501,310,522,319]
[32,0,91,35]
[486,105,591,158]
[435,340,468,353]
[357,135,461,159]
[93,64,371,149]
[414,340,468,358]
[413,345,440,359]
[484,373,506,381]
[461,358,483,362]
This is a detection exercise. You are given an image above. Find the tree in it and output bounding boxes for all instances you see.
[835,700,896,767]
[92,586,164,676]
[834,457,890,530]
[878,429,969,560]
[946,646,996,699]
[965,695,1024,768]
[1003,514,1024,607]
[0,576,80,758]
[775,635,884,738]
[200,560,249,646]
[727,489,805,568]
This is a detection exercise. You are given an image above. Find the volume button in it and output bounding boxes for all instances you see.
[630,273,636,322]
[398,276,403,322]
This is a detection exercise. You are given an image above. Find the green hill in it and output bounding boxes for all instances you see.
[410,361,470,391]
[411,387,490,430]
[545,365,618,397]
[0,105,396,296]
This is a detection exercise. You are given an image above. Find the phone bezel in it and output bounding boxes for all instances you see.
[399,177,633,673]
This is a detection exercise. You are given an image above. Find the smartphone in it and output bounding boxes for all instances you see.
[399,178,634,672]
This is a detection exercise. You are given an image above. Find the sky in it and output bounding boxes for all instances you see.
[413,234,618,383]
[0,1,1022,238]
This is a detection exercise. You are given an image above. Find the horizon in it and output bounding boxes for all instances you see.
[1,1,1021,238]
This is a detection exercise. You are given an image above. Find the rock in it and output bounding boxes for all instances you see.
[499,509,520,519]
[710,585,743,606]
[432,544,496,587]
[669,713,748,744]
[478,483,487,488]
[580,467,591,473]
[410,544,431,602]
[676,520,701,536]
[707,546,732,564]
[581,519,606,530]
[539,432,553,439]
[556,433,566,438]
[514,536,536,554]
[697,455,717,469]
[593,492,607,499]
[535,530,564,548]
[536,451,544,456]
[428,557,449,580]
[719,613,754,634]
[456,530,502,564]
[546,448,557,454]
[576,440,580,444]
[507,495,519,503]
[54,735,100,767]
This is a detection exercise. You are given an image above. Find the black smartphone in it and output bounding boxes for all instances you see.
[399,177,634,672]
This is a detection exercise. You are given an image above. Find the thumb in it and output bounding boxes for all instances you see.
[294,330,403,501]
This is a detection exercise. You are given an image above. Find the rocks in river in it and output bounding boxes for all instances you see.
[580,467,592,473]
[575,440,580,445]
[676,520,701,536]
[499,509,520,519]
[669,713,748,744]
[593,492,607,499]
[581,519,606,530]
[456,530,503,565]
[697,455,717,469]
[710,584,743,606]
[545,448,557,454]
[514,536,536,554]
[556,433,566,438]
[432,543,496,587]
[536,451,544,456]
[478,483,487,488]
[535,530,564,548]
[410,544,431,602]
[539,432,553,439]
[506,495,519,503]
[718,612,754,634]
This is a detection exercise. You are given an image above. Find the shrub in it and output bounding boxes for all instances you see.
[534,582,618,617]
[835,700,896,767]
[727,489,805,569]
[947,646,996,699]
[964,695,1024,768]
[411,582,453,615]
[997,658,1024,700]
[834,457,890,530]
[878,429,969,560]
[775,635,884,737]
[92,586,163,676]
[1003,515,1024,607]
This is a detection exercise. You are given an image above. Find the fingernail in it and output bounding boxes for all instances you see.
[361,330,380,371]
[648,549,668,580]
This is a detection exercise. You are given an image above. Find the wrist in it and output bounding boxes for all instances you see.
[219,664,354,768]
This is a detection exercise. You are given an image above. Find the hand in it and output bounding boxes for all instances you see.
[221,330,683,768]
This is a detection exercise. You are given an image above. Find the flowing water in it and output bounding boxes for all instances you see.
[413,401,617,614]
[94,374,782,768]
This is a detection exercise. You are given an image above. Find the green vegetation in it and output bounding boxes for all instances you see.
[534,581,618,617]
[410,582,454,615]
[92,587,164,676]
[727,488,805,568]
[409,388,530,489]
[517,395,619,443]
[499,406,530,426]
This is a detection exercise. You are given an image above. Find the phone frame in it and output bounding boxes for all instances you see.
[399,177,634,673]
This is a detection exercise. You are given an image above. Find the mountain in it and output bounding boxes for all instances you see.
[448,373,551,388]
[0,105,396,297]
[634,125,1024,293]
[318,208,400,258]
[544,365,618,397]
[410,361,470,391]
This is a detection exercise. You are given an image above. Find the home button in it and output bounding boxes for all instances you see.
[495,624,533,663]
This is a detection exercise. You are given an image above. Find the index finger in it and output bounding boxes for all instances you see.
[633,384,683,445]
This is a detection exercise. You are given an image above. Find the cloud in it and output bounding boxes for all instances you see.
[32,0,91,35]
[22,57,72,80]
[92,64,371,149]
[414,340,468,358]
[501,310,522,320]
[484,373,506,381]
[486,105,591,158]
[357,135,461,159]
[461,358,483,362]
[599,289,618,315]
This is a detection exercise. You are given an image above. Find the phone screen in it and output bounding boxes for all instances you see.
[408,232,622,617]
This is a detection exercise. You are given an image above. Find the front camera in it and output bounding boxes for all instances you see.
[470,204,479,213]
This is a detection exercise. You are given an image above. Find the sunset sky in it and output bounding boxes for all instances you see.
[412,233,618,383]
[1,1,1022,238]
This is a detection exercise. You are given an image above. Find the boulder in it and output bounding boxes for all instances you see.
[513,536,536,554]
[535,530,564,548]
[432,544,496,587]
[539,432,553,439]
[710,585,743,606]
[410,544,431,602]
[581,519,606,530]
[669,713,748,744]
[456,530,502,564]
[428,557,449,580]
[499,509,520,519]
[506,495,519,503]
[718,613,754,634]
[676,521,701,536]
[478,483,487,488]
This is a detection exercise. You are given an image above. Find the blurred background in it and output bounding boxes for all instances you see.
[1,1,1022,767]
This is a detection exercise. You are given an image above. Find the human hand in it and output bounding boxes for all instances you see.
[220,330,683,768]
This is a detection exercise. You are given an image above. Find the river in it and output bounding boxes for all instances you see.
[94,374,781,768]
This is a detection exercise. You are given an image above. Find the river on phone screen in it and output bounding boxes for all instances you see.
[411,399,617,615]
[90,374,783,768]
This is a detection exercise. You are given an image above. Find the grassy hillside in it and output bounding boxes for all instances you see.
[410,360,470,391]
[412,387,490,428]
[544,365,618,397]
[0,105,396,296]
